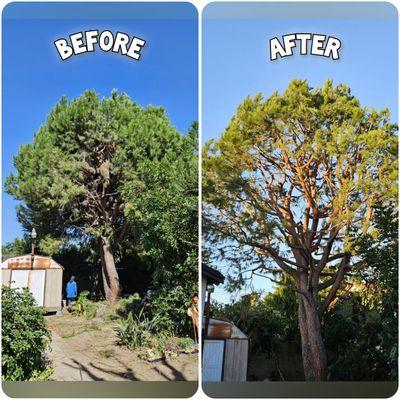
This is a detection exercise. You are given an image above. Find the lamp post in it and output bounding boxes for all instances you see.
[204,284,214,339]
[31,228,37,268]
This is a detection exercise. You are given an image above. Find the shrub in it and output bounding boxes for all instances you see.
[70,290,98,319]
[1,286,52,381]
[148,256,198,336]
[115,293,142,319]
[173,337,195,353]
[211,290,295,356]
[29,365,55,381]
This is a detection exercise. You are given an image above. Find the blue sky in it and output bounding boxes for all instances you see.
[2,3,198,245]
[203,8,398,303]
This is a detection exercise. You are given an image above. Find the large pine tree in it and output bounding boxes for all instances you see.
[6,90,191,301]
[203,80,397,380]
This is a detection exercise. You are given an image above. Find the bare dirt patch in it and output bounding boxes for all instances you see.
[46,314,198,381]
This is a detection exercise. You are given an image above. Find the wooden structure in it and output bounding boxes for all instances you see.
[203,319,249,381]
[202,263,224,311]
[202,264,249,382]
[2,254,63,313]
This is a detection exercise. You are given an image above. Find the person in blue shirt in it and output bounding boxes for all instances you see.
[66,276,78,307]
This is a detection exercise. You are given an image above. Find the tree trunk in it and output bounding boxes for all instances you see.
[99,236,121,301]
[297,294,327,381]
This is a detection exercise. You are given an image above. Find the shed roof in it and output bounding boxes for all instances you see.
[202,263,224,285]
[1,255,63,270]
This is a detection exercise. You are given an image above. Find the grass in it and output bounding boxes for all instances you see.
[86,322,101,331]
[98,349,114,358]
[61,331,75,339]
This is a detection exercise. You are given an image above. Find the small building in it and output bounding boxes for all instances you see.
[202,264,249,382]
[1,254,63,313]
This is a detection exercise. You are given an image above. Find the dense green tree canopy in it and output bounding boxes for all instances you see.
[6,90,197,302]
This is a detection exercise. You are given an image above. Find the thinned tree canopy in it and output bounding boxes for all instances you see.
[203,79,397,380]
[203,78,397,312]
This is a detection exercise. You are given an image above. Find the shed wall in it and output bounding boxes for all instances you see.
[1,269,11,286]
[44,269,63,310]
[223,338,248,382]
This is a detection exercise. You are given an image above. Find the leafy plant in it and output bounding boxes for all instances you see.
[115,293,142,319]
[138,347,163,361]
[114,309,162,350]
[126,123,199,336]
[70,291,98,319]
[2,286,52,381]
[29,365,55,382]
[173,337,195,353]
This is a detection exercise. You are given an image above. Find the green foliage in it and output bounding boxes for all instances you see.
[147,256,198,335]
[98,349,114,358]
[2,237,30,261]
[70,291,98,319]
[125,122,198,336]
[60,331,75,339]
[1,286,52,381]
[324,203,398,381]
[114,309,164,349]
[324,296,392,380]
[115,293,143,319]
[356,204,398,376]
[5,90,197,304]
[28,365,55,382]
[137,336,196,361]
[203,79,397,290]
[212,280,299,355]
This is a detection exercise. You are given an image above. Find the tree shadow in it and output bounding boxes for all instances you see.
[62,360,104,381]
[152,358,187,381]
[87,358,139,381]
[62,358,139,381]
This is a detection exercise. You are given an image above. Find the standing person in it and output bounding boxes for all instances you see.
[187,293,199,342]
[66,276,78,307]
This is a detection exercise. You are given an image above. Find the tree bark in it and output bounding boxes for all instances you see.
[99,236,121,301]
[297,293,327,381]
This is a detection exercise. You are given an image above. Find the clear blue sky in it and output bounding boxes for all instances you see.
[203,4,398,303]
[2,3,198,245]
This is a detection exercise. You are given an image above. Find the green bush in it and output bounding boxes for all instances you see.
[70,290,98,319]
[115,293,142,319]
[212,284,299,356]
[1,286,52,381]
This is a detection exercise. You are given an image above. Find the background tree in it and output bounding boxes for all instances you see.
[2,237,31,261]
[325,202,398,381]
[124,122,199,334]
[6,90,194,301]
[203,80,397,380]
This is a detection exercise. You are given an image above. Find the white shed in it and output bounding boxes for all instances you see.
[1,254,63,313]
[202,264,249,382]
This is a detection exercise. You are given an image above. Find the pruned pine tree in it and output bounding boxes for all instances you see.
[203,80,397,380]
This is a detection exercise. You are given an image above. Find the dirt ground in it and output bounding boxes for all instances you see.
[46,314,198,381]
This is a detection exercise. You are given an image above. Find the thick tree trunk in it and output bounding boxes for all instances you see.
[99,236,121,301]
[297,293,327,381]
